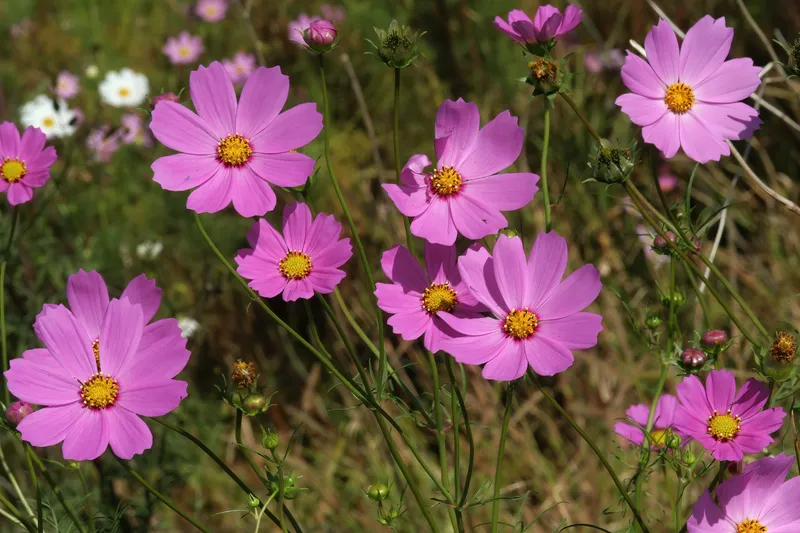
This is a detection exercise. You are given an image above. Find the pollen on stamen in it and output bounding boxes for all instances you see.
[279,250,312,280]
[217,133,253,167]
[503,308,538,340]
[1,158,27,183]
[91,338,101,372]
[80,373,120,410]
[664,82,695,113]
[421,282,458,314]
[429,165,463,196]
[706,409,741,441]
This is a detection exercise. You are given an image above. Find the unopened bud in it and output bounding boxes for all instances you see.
[367,483,390,502]
[247,494,260,508]
[665,432,682,450]
[261,427,279,450]
[4,401,34,426]
[150,92,180,110]
[303,20,337,52]
[243,393,267,415]
[701,330,729,348]
[652,232,677,253]
[681,348,706,369]
[645,314,662,329]
[682,450,696,465]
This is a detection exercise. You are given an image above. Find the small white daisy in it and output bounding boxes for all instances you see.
[136,240,164,260]
[99,68,149,108]
[19,95,77,138]
[178,317,201,339]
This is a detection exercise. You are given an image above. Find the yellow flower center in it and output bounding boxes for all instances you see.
[217,133,253,167]
[665,82,695,113]
[737,519,767,533]
[80,373,120,409]
[1,158,26,183]
[118,87,130,97]
[179,46,190,57]
[430,165,463,196]
[205,6,217,15]
[649,429,668,447]
[279,251,312,280]
[421,282,458,314]
[503,308,538,340]
[92,338,101,371]
[42,117,55,128]
[707,411,741,441]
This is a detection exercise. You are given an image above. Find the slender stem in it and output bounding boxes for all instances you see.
[633,363,669,525]
[491,383,515,533]
[317,54,388,400]
[23,445,42,533]
[427,351,458,531]
[447,359,461,503]
[683,263,711,329]
[115,457,213,533]
[0,486,34,533]
[393,67,415,254]
[540,107,552,232]
[1,207,20,406]
[448,361,474,510]
[559,92,603,144]
[277,460,287,533]
[0,439,35,522]
[536,380,651,533]
[235,410,267,485]
[254,490,279,533]
[30,453,87,533]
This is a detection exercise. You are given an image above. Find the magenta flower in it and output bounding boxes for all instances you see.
[616,17,762,164]
[5,401,34,426]
[121,113,152,147]
[687,453,800,532]
[674,370,785,461]
[163,32,204,65]
[235,203,352,302]
[383,99,539,245]
[86,126,121,163]
[195,0,227,23]
[657,165,678,192]
[223,52,257,85]
[55,71,80,100]
[150,92,180,110]
[320,4,345,23]
[4,270,190,460]
[375,243,486,352]
[0,122,57,205]
[288,13,320,46]
[494,5,582,45]
[438,233,602,381]
[614,394,684,448]
[149,62,322,217]
[304,19,337,50]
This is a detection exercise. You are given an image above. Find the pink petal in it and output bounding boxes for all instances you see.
[620,51,666,98]
[694,58,761,103]
[424,242,457,285]
[282,278,314,301]
[251,103,323,153]
[186,167,234,213]
[18,125,47,160]
[534,13,562,42]
[615,93,668,127]
[641,111,680,158]
[62,409,109,461]
[679,16,733,86]
[675,375,713,422]
[6,183,33,205]
[524,335,574,376]
[532,5,560,38]
[481,342,527,381]
[375,283,423,314]
[21,169,52,188]
[462,172,539,211]
[556,5,582,37]
[383,154,431,217]
[679,112,729,163]
[410,198,457,245]
[434,99,480,168]
[240,256,287,298]
[740,407,785,440]
[537,312,602,350]
[387,310,432,341]
[614,421,645,446]
[457,245,507,317]
[654,394,680,427]
[282,202,312,250]
[0,122,21,157]
[492,235,527,310]
[314,239,351,268]
[644,19,680,85]
[686,491,729,532]
[234,66,289,139]
[458,111,523,179]
[189,62,237,138]
[230,166,277,217]
[26,144,58,172]
[380,245,427,292]
[106,407,153,459]
[525,231,567,308]
[439,327,507,365]
[99,298,144,377]
[117,319,190,384]
[149,101,217,154]
[245,218,287,259]
[690,102,761,142]
[710,440,744,462]
[5,349,77,405]
[66,269,110,339]
[437,313,500,336]
[307,267,346,295]
[117,380,188,416]
[449,194,507,240]
[247,151,315,188]
[151,154,220,191]
[625,403,650,427]
[304,213,344,258]
[493,16,524,43]
[17,402,83,447]
[510,19,537,43]
[120,274,162,325]
[730,378,769,419]
[536,264,601,320]
[34,305,97,380]
[760,475,800,528]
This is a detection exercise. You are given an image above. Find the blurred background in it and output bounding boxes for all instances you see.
[0,0,799,531]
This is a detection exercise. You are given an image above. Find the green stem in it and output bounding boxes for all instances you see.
[29,453,87,533]
[317,54,388,400]
[1,207,19,406]
[115,457,213,533]
[0,438,35,523]
[393,67,415,254]
[448,359,461,504]
[447,359,474,514]
[559,92,603,145]
[541,106,552,232]
[491,383,515,533]
[536,380,651,533]
[235,410,268,485]
[254,490,279,533]
[427,351,458,531]
[23,445,42,533]
[277,460,287,533]
[633,363,669,525]
[0,486,33,533]
[683,262,712,329]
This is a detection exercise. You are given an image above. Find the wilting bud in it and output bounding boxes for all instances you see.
[645,314,662,329]
[701,330,729,349]
[665,431,682,450]
[368,20,424,69]
[243,393,267,415]
[681,348,706,369]
[247,494,260,509]
[367,483,390,502]
[5,401,34,426]
[232,360,258,389]
[303,20,337,53]
[261,427,279,450]
[770,332,797,363]
[150,92,180,110]
[526,57,563,96]
[589,141,635,184]
[652,232,677,254]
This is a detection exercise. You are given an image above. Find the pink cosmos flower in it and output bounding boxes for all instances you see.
[304,20,337,48]
[674,370,785,461]
[223,52,257,85]
[687,453,800,533]
[320,4,345,23]
[438,233,602,381]
[614,394,683,448]
[149,62,322,217]
[494,5,582,45]
[163,32,204,65]
[87,126,121,163]
[657,165,678,192]
[383,99,539,245]
[288,13,320,46]
[195,0,227,23]
[121,113,152,147]
[4,270,190,460]
[235,202,352,302]
[55,71,80,100]
[616,17,762,164]
[0,122,57,205]
[375,243,486,352]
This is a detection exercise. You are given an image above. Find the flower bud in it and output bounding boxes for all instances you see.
[652,232,677,253]
[367,483,390,502]
[681,348,706,369]
[150,92,180,110]
[701,330,729,348]
[645,314,662,329]
[368,20,423,69]
[303,20,337,53]
[661,289,685,309]
[261,427,279,450]
[243,393,267,415]
[770,332,797,363]
[589,141,635,184]
[247,494,260,509]
[5,401,34,426]
[665,431,682,450]
[682,449,696,465]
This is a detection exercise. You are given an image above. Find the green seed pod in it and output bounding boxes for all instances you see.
[243,393,267,415]
[645,314,663,329]
[261,427,279,450]
[367,483,390,502]
[247,494,260,509]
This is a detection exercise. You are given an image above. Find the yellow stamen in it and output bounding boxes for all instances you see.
[707,410,741,441]
[503,308,538,340]
[430,165,463,196]
[421,282,458,314]
[279,250,312,280]
[92,338,101,372]
[42,117,55,128]
[649,429,668,447]
[118,87,131,97]
[665,82,695,113]
[736,519,767,533]
[1,158,26,183]
[217,133,253,167]
[179,46,190,57]
[80,373,120,409]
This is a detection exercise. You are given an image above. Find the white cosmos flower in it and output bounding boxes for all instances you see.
[99,68,149,108]
[178,317,201,339]
[136,240,164,260]
[20,95,77,138]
